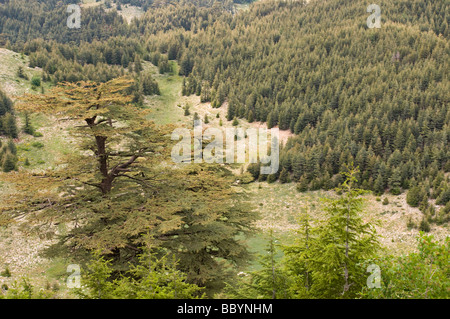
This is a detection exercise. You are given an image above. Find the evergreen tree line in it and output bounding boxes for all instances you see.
[0,89,18,172]
[172,0,449,221]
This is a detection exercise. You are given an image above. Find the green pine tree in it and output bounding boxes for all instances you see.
[308,165,380,298]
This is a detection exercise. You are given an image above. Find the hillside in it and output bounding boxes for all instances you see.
[180,0,449,215]
[0,0,448,300]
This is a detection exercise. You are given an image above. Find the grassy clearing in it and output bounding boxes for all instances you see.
[0,48,50,98]
[117,4,145,23]
[143,61,185,125]
[81,0,104,8]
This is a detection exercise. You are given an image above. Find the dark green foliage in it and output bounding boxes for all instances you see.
[74,248,205,299]
[1,113,18,138]
[184,104,190,116]
[407,185,427,207]
[0,90,13,117]
[1,151,17,172]
[16,66,27,80]
[361,234,449,299]
[279,167,289,184]
[22,112,34,135]
[266,173,277,184]
[224,230,291,299]
[30,75,41,87]
[140,73,160,95]
[296,175,309,193]
[247,162,260,181]
[419,218,431,232]
[174,0,449,213]
[285,166,380,298]
[436,187,450,206]
[0,90,18,140]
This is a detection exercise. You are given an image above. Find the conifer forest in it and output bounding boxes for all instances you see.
[0,0,448,304]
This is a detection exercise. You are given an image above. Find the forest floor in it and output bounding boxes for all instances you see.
[0,48,448,293]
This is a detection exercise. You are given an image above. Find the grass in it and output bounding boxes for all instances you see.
[144,61,185,125]
[0,49,50,98]
[16,112,74,170]
[117,4,145,23]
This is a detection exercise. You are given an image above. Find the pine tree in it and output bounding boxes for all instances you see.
[2,151,16,172]
[296,175,309,192]
[279,167,289,184]
[17,66,27,80]
[373,173,384,195]
[2,113,18,138]
[309,165,380,298]
[134,54,143,73]
[283,209,315,298]
[23,112,34,135]
[224,230,291,299]
[389,168,402,195]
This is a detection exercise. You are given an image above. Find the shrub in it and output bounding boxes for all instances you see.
[0,267,11,277]
[419,218,431,232]
[31,75,41,87]
[17,66,28,80]
[407,185,425,207]
[31,141,44,149]
[406,217,416,230]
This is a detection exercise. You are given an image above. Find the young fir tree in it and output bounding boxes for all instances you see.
[1,151,16,172]
[140,73,160,96]
[279,167,289,184]
[283,209,315,298]
[308,165,380,298]
[2,113,18,138]
[22,112,34,135]
[16,66,27,80]
[224,230,291,299]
